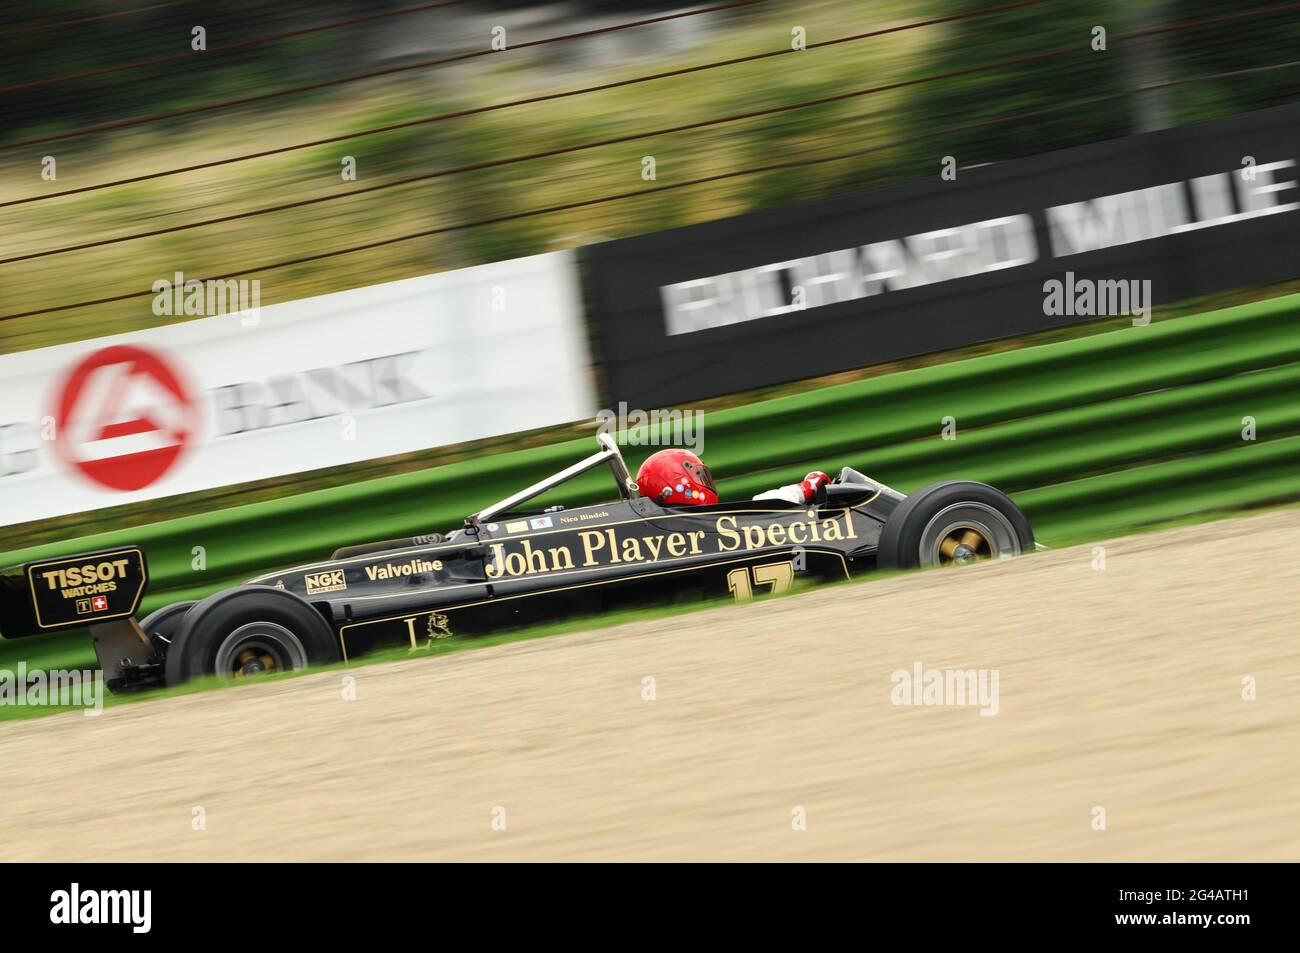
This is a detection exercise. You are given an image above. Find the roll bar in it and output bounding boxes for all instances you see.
[469,433,639,527]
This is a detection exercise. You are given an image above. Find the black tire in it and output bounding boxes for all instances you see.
[164,585,341,685]
[138,600,197,656]
[878,480,1033,570]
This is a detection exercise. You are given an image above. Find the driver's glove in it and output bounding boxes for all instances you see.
[753,471,831,504]
[800,471,831,504]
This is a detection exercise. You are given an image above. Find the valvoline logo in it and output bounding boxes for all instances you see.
[53,344,201,491]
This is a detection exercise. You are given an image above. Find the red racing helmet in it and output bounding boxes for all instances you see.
[636,449,718,506]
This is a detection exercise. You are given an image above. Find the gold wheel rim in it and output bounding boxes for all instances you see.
[232,647,279,679]
[937,527,992,566]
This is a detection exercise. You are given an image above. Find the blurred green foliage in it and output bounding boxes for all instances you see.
[898,0,1300,166]
[1,0,1299,548]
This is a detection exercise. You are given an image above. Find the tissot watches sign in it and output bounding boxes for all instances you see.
[0,251,595,526]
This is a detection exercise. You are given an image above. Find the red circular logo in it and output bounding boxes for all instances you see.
[54,344,200,491]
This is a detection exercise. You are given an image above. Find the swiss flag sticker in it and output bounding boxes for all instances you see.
[53,344,201,492]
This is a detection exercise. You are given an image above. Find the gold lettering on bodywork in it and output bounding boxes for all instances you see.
[482,511,850,582]
[821,517,844,542]
[642,535,664,561]
[523,539,549,574]
[485,542,507,579]
[716,516,741,551]
[579,530,606,566]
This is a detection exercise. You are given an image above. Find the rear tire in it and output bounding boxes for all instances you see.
[164,586,341,686]
[878,481,1033,570]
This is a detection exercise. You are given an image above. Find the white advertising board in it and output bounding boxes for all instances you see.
[0,251,596,526]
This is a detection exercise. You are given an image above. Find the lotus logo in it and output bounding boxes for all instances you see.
[427,612,452,640]
[403,611,453,651]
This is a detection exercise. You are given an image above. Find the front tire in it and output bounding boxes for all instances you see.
[878,481,1033,570]
[164,586,341,686]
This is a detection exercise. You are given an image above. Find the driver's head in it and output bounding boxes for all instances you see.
[636,449,718,506]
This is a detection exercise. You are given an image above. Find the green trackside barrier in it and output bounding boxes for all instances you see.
[3,293,1299,659]
[1015,431,1300,543]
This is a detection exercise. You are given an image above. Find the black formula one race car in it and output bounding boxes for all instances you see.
[0,435,1033,692]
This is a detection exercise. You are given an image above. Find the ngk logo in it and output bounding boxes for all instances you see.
[304,570,347,594]
[53,345,200,491]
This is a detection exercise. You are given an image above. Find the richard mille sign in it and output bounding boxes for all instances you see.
[660,160,1299,334]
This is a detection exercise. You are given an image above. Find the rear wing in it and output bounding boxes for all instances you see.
[0,547,148,640]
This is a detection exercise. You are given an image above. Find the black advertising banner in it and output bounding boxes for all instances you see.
[582,103,1300,407]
